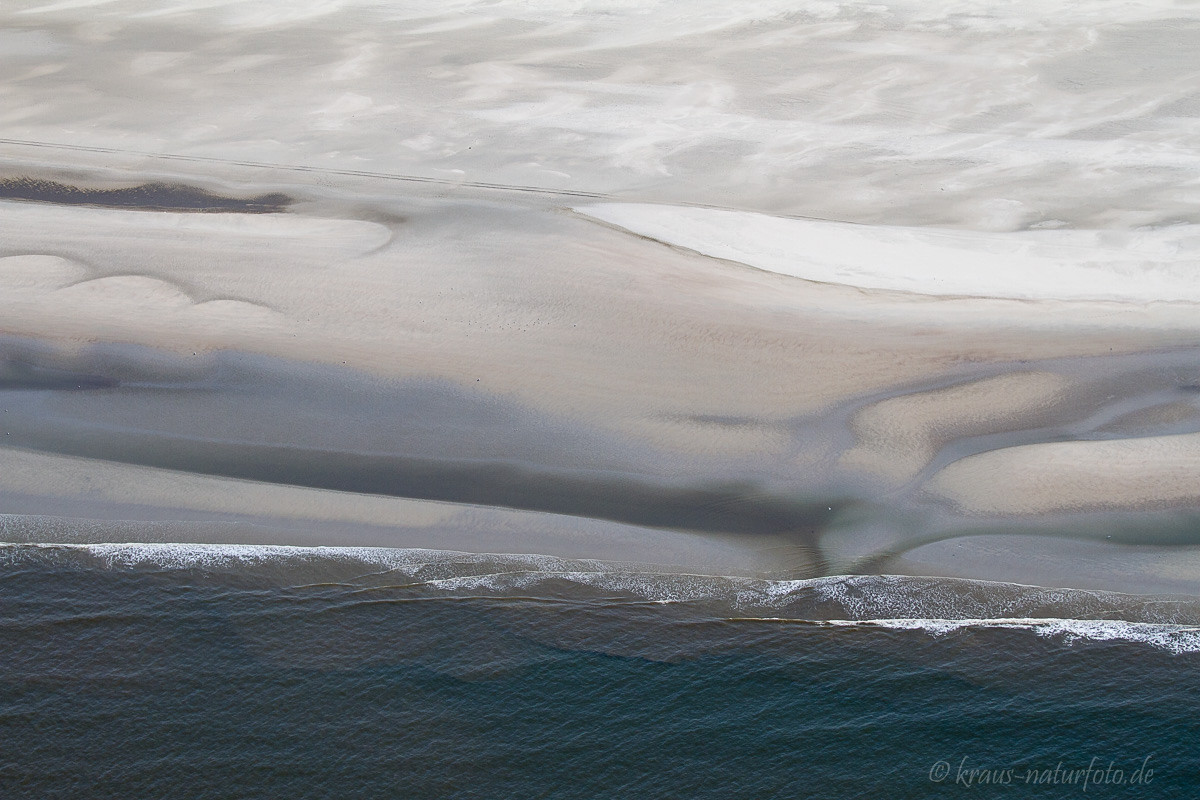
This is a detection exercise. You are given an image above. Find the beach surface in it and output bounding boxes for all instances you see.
[2,0,1200,595]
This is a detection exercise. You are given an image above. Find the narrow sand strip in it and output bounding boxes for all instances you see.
[923,432,1200,514]
[0,445,784,573]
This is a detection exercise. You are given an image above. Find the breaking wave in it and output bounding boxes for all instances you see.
[3,541,1199,652]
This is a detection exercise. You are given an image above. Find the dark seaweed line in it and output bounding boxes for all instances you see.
[0,177,292,213]
[0,137,609,200]
[0,137,862,225]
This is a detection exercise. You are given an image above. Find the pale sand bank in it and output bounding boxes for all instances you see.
[2,189,1200,593]
[924,432,1200,515]
[890,534,1200,597]
[839,371,1070,487]
[574,203,1200,302]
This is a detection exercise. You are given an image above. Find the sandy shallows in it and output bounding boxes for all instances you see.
[1,186,1199,592]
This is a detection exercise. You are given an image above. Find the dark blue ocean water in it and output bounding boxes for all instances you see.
[1,545,1197,799]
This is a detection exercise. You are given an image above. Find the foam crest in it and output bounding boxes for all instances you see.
[3,542,1199,649]
[822,617,1200,654]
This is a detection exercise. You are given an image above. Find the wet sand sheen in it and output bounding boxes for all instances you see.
[2,186,1200,592]
[2,0,1200,597]
[0,176,293,213]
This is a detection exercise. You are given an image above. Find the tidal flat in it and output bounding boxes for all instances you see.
[5,4,1200,797]
[2,177,1200,596]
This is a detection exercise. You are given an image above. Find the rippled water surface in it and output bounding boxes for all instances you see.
[1,545,1197,799]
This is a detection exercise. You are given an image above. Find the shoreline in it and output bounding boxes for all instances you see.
[3,184,1200,594]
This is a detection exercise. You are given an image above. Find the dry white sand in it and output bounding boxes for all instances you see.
[573,204,1200,302]
[4,0,1199,229]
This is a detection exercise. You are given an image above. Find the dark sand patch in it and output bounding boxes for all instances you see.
[0,177,292,213]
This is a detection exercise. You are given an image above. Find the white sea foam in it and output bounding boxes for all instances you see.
[3,541,1198,651]
[819,617,1200,655]
[20,541,603,574]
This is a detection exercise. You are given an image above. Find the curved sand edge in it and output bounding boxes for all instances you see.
[923,431,1200,515]
[574,203,1200,303]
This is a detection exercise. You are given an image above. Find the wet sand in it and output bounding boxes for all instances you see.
[2,187,1200,590]
[2,0,1200,593]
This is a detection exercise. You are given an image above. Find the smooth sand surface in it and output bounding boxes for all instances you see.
[890,534,1200,597]
[924,432,1200,515]
[0,446,789,574]
[838,372,1070,487]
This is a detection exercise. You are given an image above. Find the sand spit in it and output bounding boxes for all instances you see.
[573,204,1200,303]
[925,433,1200,515]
